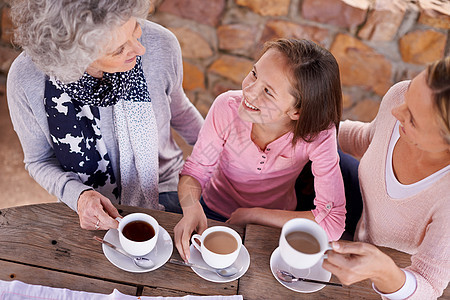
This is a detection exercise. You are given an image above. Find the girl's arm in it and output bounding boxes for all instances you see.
[308,127,346,241]
[229,126,346,240]
[174,92,237,261]
[227,207,314,227]
[174,175,207,262]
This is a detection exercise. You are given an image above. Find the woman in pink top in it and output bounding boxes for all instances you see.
[174,39,346,261]
[324,57,450,299]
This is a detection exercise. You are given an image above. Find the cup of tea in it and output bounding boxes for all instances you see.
[279,218,329,269]
[191,226,242,269]
[117,213,159,256]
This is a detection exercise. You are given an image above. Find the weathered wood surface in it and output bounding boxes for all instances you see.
[0,203,242,296]
[1,203,448,299]
[239,224,450,300]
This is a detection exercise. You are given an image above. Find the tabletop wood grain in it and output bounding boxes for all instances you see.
[239,224,449,300]
[0,203,448,299]
[0,203,242,297]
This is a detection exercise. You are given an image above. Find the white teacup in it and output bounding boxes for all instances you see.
[279,218,330,269]
[117,213,159,257]
[191,226,242,269]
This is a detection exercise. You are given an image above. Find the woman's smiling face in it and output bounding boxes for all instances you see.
[391,70,450,154]
[87,17,146,77]
[238,49,299,126]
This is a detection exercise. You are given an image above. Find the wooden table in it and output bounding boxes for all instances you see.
[0,203,448,299]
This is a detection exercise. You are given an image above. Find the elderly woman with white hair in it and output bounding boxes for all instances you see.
[7,0,203,230]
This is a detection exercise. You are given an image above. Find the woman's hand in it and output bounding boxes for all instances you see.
[323,241,405,293]
[174,201,207,262]
[77,190,121,231]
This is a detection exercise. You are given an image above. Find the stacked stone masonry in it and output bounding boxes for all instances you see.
[0,0,449,121]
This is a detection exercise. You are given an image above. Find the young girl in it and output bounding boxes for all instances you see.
[174,39,346,261]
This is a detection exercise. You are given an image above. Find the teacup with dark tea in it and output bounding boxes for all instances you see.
[118,213,159,256]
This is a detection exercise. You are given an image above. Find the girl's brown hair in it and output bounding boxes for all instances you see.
[263,39,342,144]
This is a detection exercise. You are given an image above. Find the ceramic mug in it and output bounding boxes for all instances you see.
[117,213,159,256]
[191,226,242,269]
[279,218,330,269]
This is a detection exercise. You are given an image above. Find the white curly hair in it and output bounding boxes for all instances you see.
[11,0,150,82]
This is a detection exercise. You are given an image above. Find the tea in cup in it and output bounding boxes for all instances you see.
[191,226,242,269]
[279,218,329,269]
[117,213,159,256]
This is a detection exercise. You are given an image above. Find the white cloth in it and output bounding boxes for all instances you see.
[114,98,162,210]
[0,280,243,300]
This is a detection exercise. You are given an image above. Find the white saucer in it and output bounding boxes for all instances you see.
[270,247,331,293]
[188,244,250,283]
[102,226,173,273]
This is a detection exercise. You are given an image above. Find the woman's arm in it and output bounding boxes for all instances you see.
[323,241,406,293]
[7,55,121,230]
[338,81,409,159]
[405,205,450,299]
[166,31,204,146]
[338,120,375,159]
[6,55,89,211]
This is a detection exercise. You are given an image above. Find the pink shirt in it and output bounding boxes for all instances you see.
[181,91,346,241]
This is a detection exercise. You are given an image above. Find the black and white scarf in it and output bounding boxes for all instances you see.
[45,56,161,209]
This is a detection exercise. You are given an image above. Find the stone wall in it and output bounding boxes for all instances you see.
[1,0,449,121]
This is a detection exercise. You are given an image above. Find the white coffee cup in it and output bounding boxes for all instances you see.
[191,226,242,269]
[279,218,330,269]
[117,213,159,257]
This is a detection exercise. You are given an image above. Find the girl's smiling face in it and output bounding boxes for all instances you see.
[87,17,146,77]
[391,70,450,154]
[238,49,299,127]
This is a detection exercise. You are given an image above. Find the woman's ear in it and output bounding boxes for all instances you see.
[287,108,300,121]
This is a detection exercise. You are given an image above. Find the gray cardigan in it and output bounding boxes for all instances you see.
[7,20,204,211]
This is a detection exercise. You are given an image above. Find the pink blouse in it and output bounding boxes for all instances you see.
[181,91,346,240]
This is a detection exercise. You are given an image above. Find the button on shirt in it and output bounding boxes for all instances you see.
[181,90,346,240]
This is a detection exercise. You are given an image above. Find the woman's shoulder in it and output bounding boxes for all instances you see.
[140,20,179,50]
[7,52,46,95]
[379,80,410,111]
[9,52,44,79]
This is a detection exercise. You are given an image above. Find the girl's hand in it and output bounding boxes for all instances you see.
[77,190,121,230]
[174,201,207,262]
[323,241,405,293]
[226,207,255,226]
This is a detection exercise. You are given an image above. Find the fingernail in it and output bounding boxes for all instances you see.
[332,241,340,250]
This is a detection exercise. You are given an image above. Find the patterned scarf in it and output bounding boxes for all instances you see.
[45,56,161,209]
